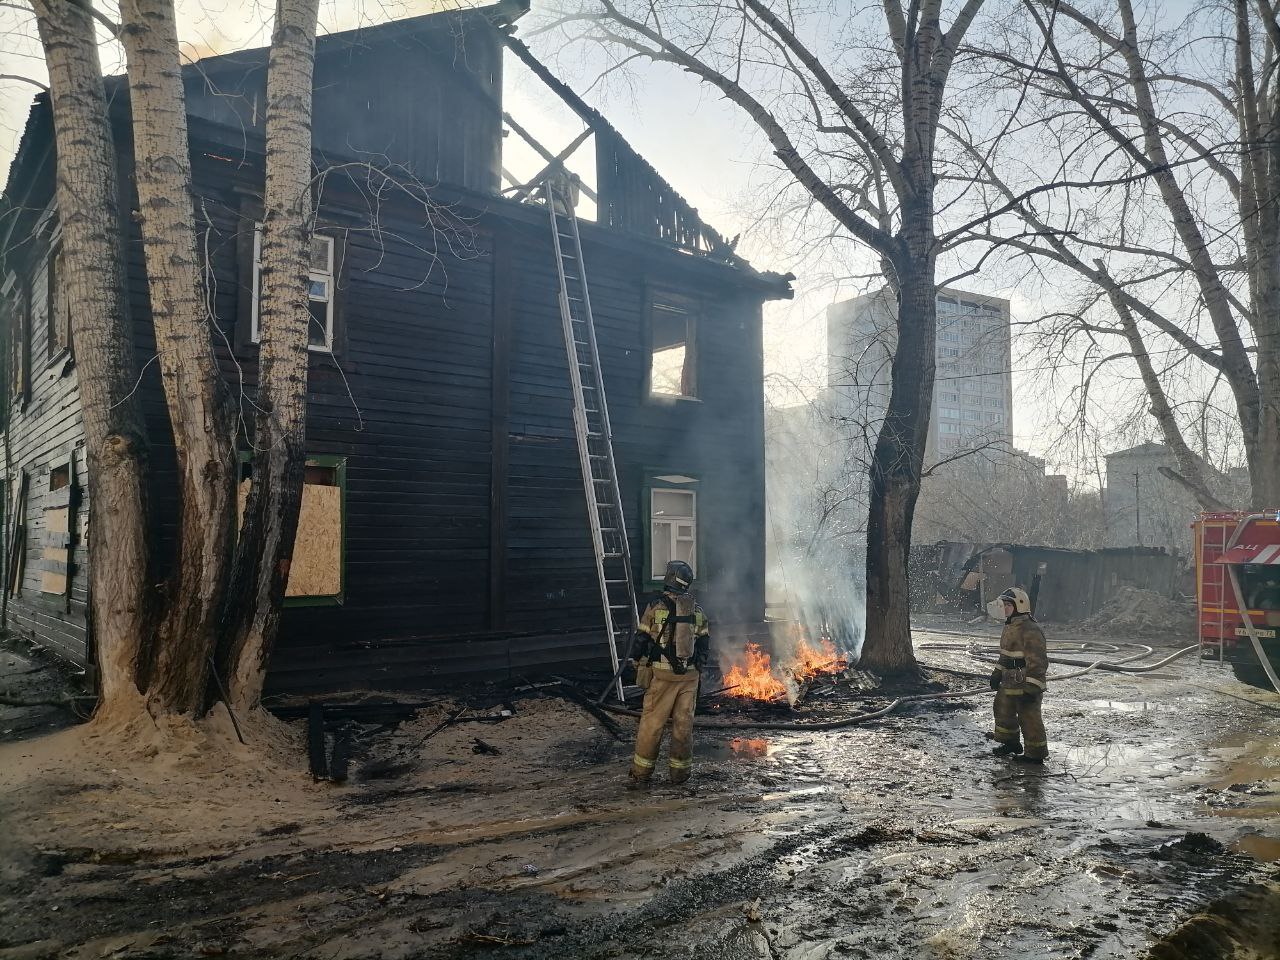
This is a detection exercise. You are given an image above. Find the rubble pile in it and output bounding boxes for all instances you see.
[1079,586,1195,638]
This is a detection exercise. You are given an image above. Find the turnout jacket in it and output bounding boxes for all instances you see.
[637,592,710,673]
[998,613,1049,693]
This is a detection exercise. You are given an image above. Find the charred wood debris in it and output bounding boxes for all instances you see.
[271,664,973,784]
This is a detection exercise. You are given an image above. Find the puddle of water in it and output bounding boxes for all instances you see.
[1075,699,1181,714]
[1235,833,1280,861]
[698,737,785,761]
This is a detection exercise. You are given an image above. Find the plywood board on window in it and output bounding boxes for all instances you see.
[288,483,341,597]
[41,546,68,595]
[46,506,69,535]
[237,479,342,598]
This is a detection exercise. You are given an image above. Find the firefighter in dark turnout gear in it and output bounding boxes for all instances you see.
[628,561,711,786]
[987,587,1050,762]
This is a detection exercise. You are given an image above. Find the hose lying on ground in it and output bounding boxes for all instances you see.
[597,640,1201,732]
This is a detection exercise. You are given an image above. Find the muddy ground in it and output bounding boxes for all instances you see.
[1,623,1278,960]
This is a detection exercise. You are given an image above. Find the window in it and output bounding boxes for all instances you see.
[46,245,72,361]
[940,406,960,419]
[939,392,959,403]
[985,412,1003,423]
[40,449,77,603]
[649,299,696,399]
[3,276,29,405]
[941,422,961,434]
[984,397,1003,408]
[649,479,696,580]
[942,347,960,358]
[964,410,982,421]
[250,226,336,352]
[237,454,346,604]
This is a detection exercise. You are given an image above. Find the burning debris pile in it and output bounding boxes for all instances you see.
[717,633,876,709]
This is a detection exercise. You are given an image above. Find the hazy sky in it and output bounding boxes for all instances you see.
[0,0,1084,473]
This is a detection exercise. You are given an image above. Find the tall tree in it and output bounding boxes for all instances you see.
[118,0,237,715]
[220,0,322,714]
[28,0,152,718]
[970,0,1280,509]
[553,0,988,671]
[17,0,321,723]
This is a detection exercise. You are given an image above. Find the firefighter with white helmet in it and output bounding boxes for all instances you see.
[986,586,1050,762]
[627,560,711,788]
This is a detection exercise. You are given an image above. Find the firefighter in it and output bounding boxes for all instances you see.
[986,586,1050,763]
[628,560,711,788]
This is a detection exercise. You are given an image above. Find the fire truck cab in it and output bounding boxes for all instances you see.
[1193,511,1280,689]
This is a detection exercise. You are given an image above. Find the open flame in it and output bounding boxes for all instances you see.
[721,634,849,703]
[722,642,788,700]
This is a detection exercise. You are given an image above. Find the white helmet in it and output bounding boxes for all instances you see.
[998,587,1032,615]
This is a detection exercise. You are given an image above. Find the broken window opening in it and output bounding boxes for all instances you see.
[46,245,72,362]
[650,301,696,399]
[3,277,29,405]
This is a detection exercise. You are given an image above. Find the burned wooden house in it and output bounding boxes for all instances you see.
[0,2,790,695]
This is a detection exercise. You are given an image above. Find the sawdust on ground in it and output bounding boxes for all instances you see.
[1079,585,1197,639]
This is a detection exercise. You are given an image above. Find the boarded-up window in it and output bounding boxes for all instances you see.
[237,455,345,603]
[41,451,76,601]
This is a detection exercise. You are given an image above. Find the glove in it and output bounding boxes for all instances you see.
[989,669,1001,692]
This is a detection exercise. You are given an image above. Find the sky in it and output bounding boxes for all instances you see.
[0,0,1137,481]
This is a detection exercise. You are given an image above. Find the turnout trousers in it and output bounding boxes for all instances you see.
[992,690,1049,759]
[630,669,700,783]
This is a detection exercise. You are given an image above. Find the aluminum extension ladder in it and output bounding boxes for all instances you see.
[544,175,637,701]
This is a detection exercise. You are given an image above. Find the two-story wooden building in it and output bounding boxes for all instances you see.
[0,2,790,696]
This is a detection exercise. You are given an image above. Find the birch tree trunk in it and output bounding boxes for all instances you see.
[31,0,153,718]
[220,0,321,714]
[118,0,237,715]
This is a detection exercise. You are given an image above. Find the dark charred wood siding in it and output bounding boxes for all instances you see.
[1,221,90,669]
[183,11,503,195]
[2,19,773,696]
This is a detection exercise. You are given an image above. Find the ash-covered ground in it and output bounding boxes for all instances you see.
[1,623,1277,959]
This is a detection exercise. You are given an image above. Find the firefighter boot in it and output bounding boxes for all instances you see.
[1013,691,1048,762]
[990,690,1023,755]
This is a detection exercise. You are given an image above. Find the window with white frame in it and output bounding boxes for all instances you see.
[250,226,335,351]
[650,486,696,579]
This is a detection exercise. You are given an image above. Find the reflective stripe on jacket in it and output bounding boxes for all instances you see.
[999,614,1048,692]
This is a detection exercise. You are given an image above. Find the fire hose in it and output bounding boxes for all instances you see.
[596,640,1201,731]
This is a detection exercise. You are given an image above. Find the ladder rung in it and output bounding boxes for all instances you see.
[603,552,623,558]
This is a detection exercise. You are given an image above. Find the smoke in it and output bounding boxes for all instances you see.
[764,395,868,662]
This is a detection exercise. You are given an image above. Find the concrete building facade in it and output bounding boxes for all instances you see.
[826,287,1013,459]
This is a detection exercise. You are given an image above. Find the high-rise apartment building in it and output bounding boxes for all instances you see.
[825,287,1013,457]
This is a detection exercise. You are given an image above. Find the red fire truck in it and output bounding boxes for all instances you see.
[1193,511,1280,689]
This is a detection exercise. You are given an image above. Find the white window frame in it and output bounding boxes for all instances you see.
[250,225,335,353]
[650,486,697,580]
